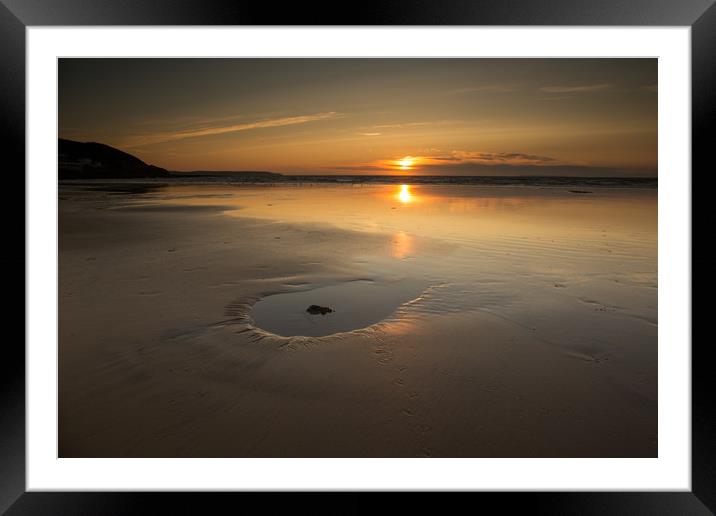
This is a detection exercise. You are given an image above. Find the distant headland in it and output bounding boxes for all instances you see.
[58,139,281,180]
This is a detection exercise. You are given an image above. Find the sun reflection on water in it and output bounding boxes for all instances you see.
[398,184,412,204]
[391,231,414,260]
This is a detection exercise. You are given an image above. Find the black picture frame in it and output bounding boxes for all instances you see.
[2,1,708,513]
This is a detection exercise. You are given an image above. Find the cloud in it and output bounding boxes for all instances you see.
[372,121,431,130]
[413,162,656,178]
[133,112,248,129]
[334,150,562,175]
[359,132,382,136]
[540,83,612,93]
[320,147,655,177]
[320,161,655,177]
[122,112,343,148]
[424,150,557,166]
[367,120,463,132]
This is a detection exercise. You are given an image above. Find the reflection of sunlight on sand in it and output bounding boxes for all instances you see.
[446,197,529,214]
[397,184,412,204]
[391,231,414,259]
[154,185,657,262]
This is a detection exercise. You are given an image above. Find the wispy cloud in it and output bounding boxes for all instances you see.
[133,113,248,129]
[368,120,462,132]
[423,150,557,166]
[359,132,382,136]
[372,121,432,130]
[540,83,612,93]
[320,143,656,177]
[122,112,343,148]
[414,162,654,177]
[322,155,654,177]
[346,149,561,174]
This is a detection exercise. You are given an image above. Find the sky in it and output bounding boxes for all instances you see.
[59,58,657,176]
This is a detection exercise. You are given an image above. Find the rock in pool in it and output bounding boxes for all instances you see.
[306,305,333,315]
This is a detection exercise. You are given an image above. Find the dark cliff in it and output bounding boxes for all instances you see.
[59,139,170,179]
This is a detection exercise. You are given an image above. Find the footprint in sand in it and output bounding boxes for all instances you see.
[373,349,393,365]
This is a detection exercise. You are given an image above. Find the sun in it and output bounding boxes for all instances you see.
[396,156,415,170]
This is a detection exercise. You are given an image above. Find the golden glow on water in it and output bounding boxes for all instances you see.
[391,231,414,260]
[140,183,656,385]
[155,184,657,270]
[397,184,413,204]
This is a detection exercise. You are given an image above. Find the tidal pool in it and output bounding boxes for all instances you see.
[250,278,429,337]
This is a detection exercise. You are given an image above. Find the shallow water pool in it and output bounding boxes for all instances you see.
[250,278,429,337]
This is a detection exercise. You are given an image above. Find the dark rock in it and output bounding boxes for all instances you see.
[59,138,170,179]
[306,305,333,315]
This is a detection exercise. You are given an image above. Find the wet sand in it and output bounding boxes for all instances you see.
[59,183,657,457]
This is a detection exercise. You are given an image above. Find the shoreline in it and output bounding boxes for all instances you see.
[59,175,658,189]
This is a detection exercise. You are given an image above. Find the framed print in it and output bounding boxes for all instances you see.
[2,0,709,514]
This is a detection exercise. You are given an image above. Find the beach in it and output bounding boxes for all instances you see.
[58,182,657,457]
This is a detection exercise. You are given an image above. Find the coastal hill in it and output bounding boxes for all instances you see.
[59,139,170,179]
[58,139,283,181]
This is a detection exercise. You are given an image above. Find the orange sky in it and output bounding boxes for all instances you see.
[59,59,657,176]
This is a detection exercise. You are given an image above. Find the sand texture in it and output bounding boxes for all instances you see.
[59,183,657,457]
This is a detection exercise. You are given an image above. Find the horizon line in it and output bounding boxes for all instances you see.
[167,171,658,178]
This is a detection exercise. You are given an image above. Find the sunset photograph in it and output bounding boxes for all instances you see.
[58,58,657,458]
